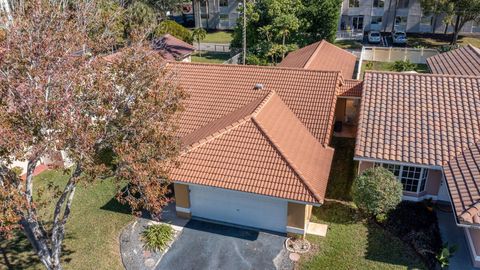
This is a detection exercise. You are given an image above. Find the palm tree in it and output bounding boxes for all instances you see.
[192,28,206,56]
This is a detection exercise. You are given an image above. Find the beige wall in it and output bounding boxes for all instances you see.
[174,183,191,218]
[426,169,442,196]
[287,202,312,237]
[467,228,480,267]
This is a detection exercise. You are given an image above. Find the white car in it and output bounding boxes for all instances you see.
[392,31,407,44]
[368,31,381,44]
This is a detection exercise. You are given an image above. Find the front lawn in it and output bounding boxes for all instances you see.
[299,201,427,270]
[0,170,134,269]
[202,31,233,44]
[191,51,231,63]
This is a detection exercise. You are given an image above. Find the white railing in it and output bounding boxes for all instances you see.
[336,30,364,41]
[361,46,438,64]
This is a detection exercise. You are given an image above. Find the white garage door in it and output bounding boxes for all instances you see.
[189,185,288,233]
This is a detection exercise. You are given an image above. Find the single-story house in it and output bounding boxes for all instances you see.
[165,62,346,236]
[152,34,195,62]
[355,71,480,266]
[426,45,480,76]
[279,40,361,137]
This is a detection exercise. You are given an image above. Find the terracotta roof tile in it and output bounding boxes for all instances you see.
[339,79,362,97]
[167,62,342,146]
[152,34,195,61]
[444,142,480,225]
[356,71,480,167]
[278,40,358,79]
[426,45,480,76]
[170,91,334,203]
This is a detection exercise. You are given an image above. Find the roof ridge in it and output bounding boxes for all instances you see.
[168,61,343,75]
[250,117,324,203]
[365,70,480,79]
[303,40,326,69]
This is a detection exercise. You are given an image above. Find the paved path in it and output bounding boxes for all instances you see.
[437,209,479,270]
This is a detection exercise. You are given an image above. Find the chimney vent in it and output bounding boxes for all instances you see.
[254,83,264,90]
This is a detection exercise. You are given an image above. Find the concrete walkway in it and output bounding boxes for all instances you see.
[437,209,479,270]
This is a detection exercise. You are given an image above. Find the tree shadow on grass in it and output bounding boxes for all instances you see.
[312,200,363,225]
[1,228,75,270]
[325,137,358,201]
[100,197,131,215]
[364,221,427,270]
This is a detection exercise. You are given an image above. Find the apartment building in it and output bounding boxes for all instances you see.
[339,0,480,34]
[193,0,240,30]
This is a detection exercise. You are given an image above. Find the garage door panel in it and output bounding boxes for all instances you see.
[189,185,287,232]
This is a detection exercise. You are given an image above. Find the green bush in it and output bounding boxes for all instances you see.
[390,60,417,72]
[142,224,174,252]
[11,166,23,177]
[153,20,193,44]
[352,167,402,217]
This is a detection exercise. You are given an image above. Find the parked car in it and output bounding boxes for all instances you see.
[368,31,382,44]
[392,31,407,44]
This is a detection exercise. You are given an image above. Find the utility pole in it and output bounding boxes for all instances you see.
[242,0,246,65]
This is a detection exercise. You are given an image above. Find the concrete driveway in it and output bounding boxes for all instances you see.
[156,219,293,270]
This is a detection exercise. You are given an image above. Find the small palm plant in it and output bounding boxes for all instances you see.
[142,224,174,252]
[192,28,207,56]
[436,243,458,269]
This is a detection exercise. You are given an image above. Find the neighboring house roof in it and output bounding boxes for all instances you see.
[168,62,342,146]
[165,62,342,203]
[338,79,362,98]
[278,40,358,79]
[443,142,480,225]
[152,34,195,61]
[355,71,480,167]
[426,45,480,76]
[170,91,334,204]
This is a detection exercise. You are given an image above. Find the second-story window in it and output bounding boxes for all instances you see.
[397,0,409,8]
[220,0,228,7]
[349,0,360,8]
[373,0,385,8]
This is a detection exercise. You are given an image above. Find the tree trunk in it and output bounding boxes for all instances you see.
[444,23,449,34]
[451,15,461,45]
[432,15,437,34]
[282,34,286,60]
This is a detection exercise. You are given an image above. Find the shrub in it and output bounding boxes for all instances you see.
[390,60,416,72]
[385,201,443,269]
[142,224,174,252]
[11,166,23,177]
[153,20,193,44]
[352,167,402,217]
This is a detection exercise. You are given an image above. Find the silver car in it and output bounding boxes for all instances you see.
[392,31,407,44]
[368,31,381,44]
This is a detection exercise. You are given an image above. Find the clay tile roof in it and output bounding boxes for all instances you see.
[338,79,362,97]
[170,91,335,203]
[426,45,480,76]
[355,71,480,167]
[278,40,358,79]
[168,62,342,146]
[443,142,480,225]
[152,34,195,61]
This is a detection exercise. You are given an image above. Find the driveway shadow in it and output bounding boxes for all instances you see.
[185,219,259,241]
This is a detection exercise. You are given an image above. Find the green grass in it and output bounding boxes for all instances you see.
[334,40,363,50]
[326,137,358,201]
[299,201,427,270]
[191,51,231,63]
[408,35,480,49]
[360,61,429,78]
[0,170,134,269]
[202,31,233,44]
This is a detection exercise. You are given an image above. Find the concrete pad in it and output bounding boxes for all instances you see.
[307,222,328,237]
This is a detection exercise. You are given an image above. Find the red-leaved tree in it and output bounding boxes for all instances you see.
[0,1,184,269]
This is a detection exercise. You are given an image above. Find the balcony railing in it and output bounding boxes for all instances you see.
[336,30,364,41]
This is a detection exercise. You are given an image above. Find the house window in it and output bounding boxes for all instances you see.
[220,14,229,20]
[397,0,409,8]
[371,16,383,25]
[219,0,228,7]
[375,163,429,194]
[349,0,360,8]
[421,15,432,26]
[373,0,384,8]
[395,16,408,26]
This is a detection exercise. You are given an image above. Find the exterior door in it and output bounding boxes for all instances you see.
[189,185,288,232]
